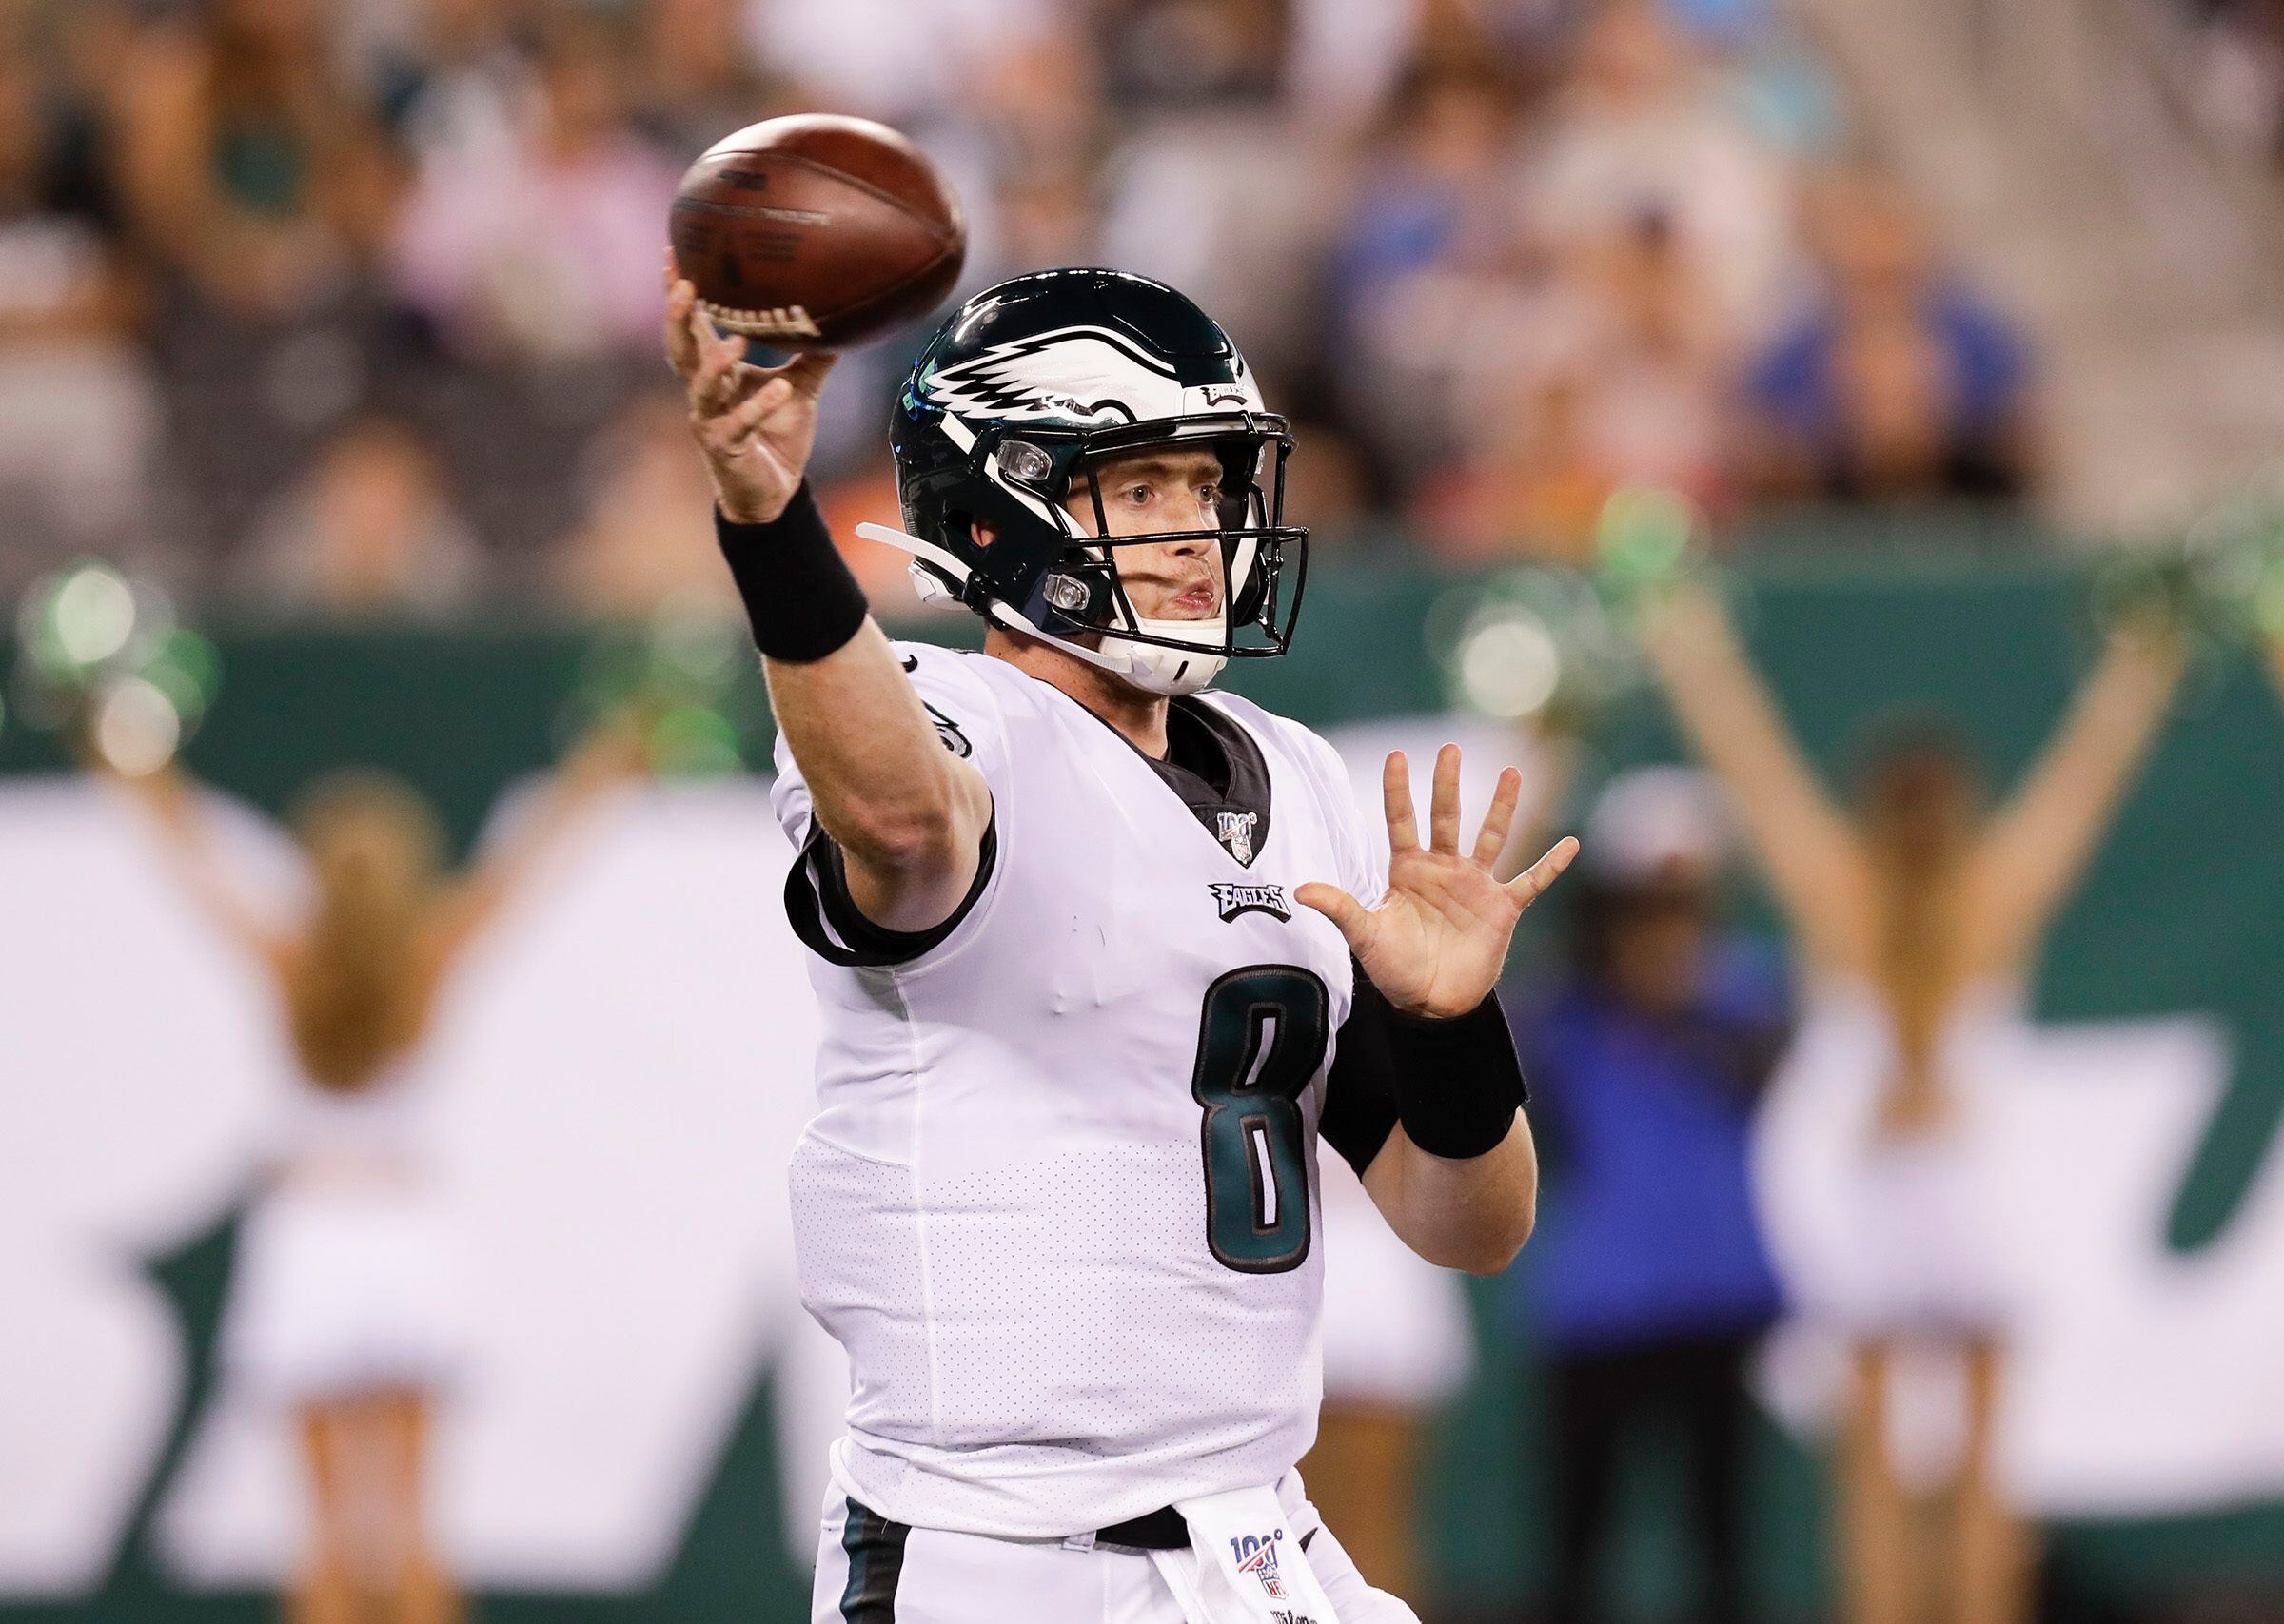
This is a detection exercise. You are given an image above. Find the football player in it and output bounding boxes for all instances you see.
[664,261,1576,1624]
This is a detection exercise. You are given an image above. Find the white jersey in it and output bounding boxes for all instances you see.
[771,644,1390,1539]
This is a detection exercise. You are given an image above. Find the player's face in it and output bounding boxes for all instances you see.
[1066,447,1229,622]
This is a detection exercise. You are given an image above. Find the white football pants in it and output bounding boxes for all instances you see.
[809,1472,1420,1624]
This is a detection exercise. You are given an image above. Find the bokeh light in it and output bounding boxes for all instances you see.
[1454,608,1564,720]
[651,705,744,776]
[90,676,183,778]
[141,631,224,726]
[1594,485,1702,595]
[1431,564,1640,727]
[49,565,139,670]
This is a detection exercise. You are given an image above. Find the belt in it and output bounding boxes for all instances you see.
[1093,1505,1189,1549]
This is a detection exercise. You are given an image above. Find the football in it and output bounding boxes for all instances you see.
[668,114,966,351]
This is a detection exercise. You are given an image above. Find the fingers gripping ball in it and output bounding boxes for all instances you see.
[668,115,966,351]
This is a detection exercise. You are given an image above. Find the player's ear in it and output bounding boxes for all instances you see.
[973,519,998,548]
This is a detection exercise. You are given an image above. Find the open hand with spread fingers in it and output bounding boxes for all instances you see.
[664,251,837,525]
[1297,746,1579,1019]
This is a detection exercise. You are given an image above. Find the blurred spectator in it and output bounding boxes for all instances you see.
[1527,0,1792,347]
[986,158,1099,283]
[389,12,680,364]
[107,0,413,564]
[112,0,398,322]
[1285,0,1439,135]
[1289,0,1586,127]
[1329,57,1539,483]
[1420,210,1732,561]
[0,2,159,583]
[364,0,529,169]
[742,0,1053,127]
[1573,209,1736,516]
[553,390,735,619]
[966,5,1107,172]
[1742,169,2038,506]
[887,8,1107,336]
[631,0,791,161]
[1416,363,1625,563]
[1097,0,1342,389]
[232,414,482,618]
[2178,0,2284,159]
[1100,0,1289,112]
[1279,418,1380,551]
[1506,767,1787,1624]
[0,0,2033,600]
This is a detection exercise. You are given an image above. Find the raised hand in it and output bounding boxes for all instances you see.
[1297,746,1578,1018]
[663,252,837,524]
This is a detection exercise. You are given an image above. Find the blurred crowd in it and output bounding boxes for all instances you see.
[2167,0,2284,158]
[0,0,2043,618]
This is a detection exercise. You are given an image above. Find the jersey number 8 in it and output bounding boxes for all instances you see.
[1191,966,1330,1274]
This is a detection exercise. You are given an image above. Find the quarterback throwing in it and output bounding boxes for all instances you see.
[664,260,1575,1624]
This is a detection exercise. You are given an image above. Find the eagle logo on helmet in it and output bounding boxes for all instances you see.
[920,326,1197,427]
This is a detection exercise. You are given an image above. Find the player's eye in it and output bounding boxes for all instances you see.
[1196,483,1220,508]
[1119,483,1153,507]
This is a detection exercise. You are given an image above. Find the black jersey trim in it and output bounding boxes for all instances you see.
[1158,696,1273,866]
[1039,679,1276,866]
[837,1498,910,1622]
[784,811,999,969]
[1077,693,1274,867]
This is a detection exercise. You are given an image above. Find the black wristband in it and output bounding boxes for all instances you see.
[715,483,870,663]
[1387,989,1528,1160]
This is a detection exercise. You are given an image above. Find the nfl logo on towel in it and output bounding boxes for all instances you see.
[1232,1532,1287,1599]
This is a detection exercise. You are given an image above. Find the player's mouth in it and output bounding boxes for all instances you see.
[1163,580,1220,619]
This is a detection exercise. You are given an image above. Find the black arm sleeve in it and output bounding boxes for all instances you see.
[1321,967,1404,1178]
[781,813,998,968]
[716,483,870,663]
[1321,962,1530,1177]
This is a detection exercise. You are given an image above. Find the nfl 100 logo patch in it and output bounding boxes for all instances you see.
[1214,810,1257,865]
